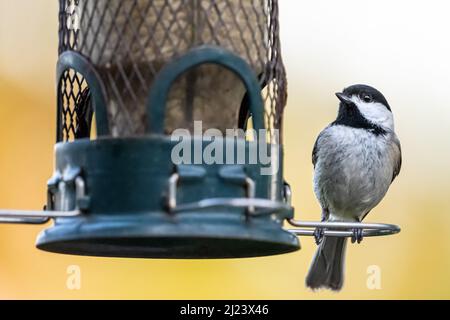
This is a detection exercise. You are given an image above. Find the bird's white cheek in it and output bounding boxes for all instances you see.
[357,102,394,130]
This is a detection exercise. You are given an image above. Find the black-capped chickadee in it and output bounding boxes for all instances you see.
[306,84,402,291]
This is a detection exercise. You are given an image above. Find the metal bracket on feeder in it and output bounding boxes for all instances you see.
[0,173,86,225]
[167,165,292,220]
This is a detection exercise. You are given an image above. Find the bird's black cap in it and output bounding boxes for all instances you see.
[340,84,391,111]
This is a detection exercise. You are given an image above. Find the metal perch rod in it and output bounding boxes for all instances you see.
[287,219,401,238]
[0,210,81,224]
[0,208,401,239]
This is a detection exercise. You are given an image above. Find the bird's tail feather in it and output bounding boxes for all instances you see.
[306,236,347,291]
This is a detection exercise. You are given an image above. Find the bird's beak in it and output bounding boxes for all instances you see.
[335,92,352,105]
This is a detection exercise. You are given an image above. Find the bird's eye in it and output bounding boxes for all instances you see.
[362,95,373,103]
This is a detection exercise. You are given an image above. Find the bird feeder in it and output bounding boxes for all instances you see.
[0,0,400,259]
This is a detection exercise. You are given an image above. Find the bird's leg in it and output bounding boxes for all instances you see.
[313,208,328,245]
[351,228,364,244]
[313,228,324,245]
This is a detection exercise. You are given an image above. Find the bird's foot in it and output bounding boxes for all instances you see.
[313,227,325,245]
[314,212,328,245]
[351,228,364,244]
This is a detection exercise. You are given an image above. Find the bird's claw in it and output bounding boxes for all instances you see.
[351,228,364,244]
[313,227,325,245]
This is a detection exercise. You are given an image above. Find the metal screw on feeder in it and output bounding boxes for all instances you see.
[0,0,400,259]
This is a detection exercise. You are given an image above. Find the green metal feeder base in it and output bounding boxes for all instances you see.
[36,213,299,259]
[35,137,300,259]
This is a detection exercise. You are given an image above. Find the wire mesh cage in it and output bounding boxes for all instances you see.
[58,0,287,140]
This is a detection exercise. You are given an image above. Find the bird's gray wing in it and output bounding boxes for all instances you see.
[391,136,402,183]
[362,136,401,222]
[312,130,325,168]
[312,129,330,220]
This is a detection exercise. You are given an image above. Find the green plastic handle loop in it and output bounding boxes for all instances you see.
[147,45,265,134]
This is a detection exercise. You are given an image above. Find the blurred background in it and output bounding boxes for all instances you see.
[1,0,449,299]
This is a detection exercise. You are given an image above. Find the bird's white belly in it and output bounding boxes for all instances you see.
[314,126,394,221]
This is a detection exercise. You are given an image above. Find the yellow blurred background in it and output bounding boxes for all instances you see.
[1,0,449,299]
